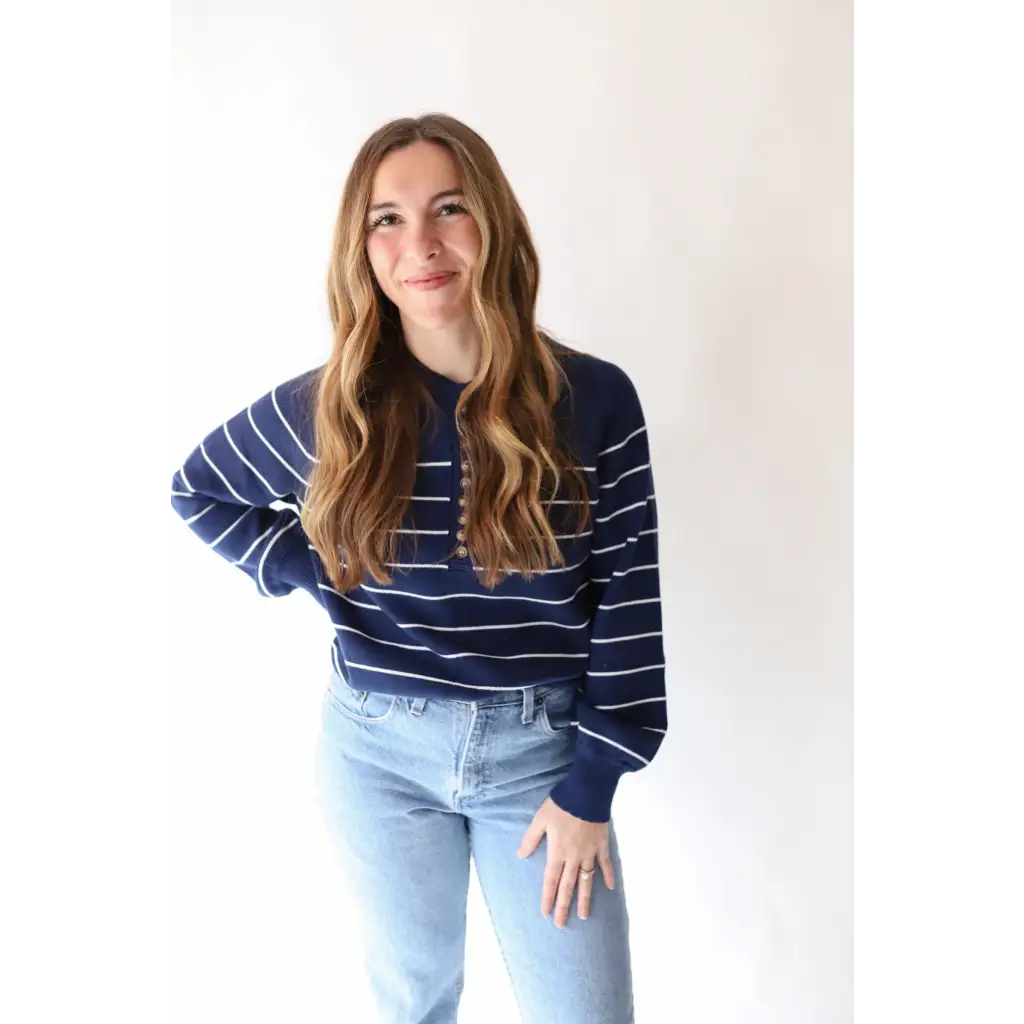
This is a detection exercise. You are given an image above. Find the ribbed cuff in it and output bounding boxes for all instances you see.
[547,745,629,824]
[266,534,320,599]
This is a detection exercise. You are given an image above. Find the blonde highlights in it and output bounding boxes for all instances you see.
[301,113,590,591]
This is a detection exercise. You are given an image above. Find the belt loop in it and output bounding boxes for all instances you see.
[521,686,536,725]
[410,697,427,716]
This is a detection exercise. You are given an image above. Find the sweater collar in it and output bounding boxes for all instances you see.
[409,350,469,416]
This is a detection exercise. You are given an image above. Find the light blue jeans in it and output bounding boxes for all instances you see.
[313,669,635,1024]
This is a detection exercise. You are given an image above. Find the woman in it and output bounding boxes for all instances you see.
[170,113,667,1024]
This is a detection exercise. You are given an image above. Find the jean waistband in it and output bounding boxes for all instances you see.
[404,681,578,721]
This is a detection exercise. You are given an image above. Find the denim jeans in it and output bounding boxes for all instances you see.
[313,669,635,1024]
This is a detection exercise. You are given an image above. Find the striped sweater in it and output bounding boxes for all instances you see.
[170,347,667,823]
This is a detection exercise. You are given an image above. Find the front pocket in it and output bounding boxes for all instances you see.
[537,687,577,736]
[324,681,399,724]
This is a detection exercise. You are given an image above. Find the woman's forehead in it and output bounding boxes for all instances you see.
[371,142,461,205]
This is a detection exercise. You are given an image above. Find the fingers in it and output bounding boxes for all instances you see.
[551,860,598,928]
[541,859,563,918]
[553,861,579,928]
[536,831,614,927]
[518,814,545,859]
[577,862,596,921]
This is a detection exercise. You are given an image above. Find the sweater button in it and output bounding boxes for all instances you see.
[460,476,471,489]
[460,460,470,472]
[457,513,467,525]
[456,545,468,558]
[456,530,466,542]
[458,496,466,507]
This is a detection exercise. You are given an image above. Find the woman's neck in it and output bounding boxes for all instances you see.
[401,316,480,384]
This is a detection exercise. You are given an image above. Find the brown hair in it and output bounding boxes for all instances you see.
[301,113,590,591]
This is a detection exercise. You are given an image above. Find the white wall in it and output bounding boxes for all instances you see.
[7,2,851,1021]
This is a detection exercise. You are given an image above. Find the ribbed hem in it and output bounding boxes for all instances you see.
[547,745,629,824]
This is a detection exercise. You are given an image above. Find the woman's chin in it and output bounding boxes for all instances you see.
[402,302,470,332]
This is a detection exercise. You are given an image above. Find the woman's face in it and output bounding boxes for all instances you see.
[365,140,482,331]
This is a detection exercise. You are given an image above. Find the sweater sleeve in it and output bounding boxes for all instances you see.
[548,365,667,823]
[169,369,323,601]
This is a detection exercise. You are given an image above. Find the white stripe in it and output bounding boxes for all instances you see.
[179,465,195,492]
[537,555,590,574]
[223,423,287,497]
[590,631,663,644]
[331,643,344,679]
[385,562,450,569]
[318,583,378,609]
[333,623,427,652]
[170,490,195,498]
[599,463,650,490]
[555,529,594,539]
[210,507,253,549]
[344,661,558,692]
[234,521,276,565]
[573,465,597,472]
[200,442,252,505]
[587,662,665,677]
[499,555,589,576]
[247,406,310,486]
[257,519,300,595]
[396,618,590,632]
[394,528,449,535]
[401,495,450,501]
[611,563,658,578]
[416,460,452,467]
[360,579,590,605]
[593,696,668,710]
[271,387,318,463]
[452,652,588,661]
[185,502,217,525]
[576,724,650,765]
[639,528,658,536]
[332,623,589,660]
[596,596,660,611]
[642,726,667,734]
[545,498,599,505]
[594,499,646,524]
[599,425,646,457]
[591,536,638,555]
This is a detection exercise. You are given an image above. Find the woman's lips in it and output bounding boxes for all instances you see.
[405,271,456,290]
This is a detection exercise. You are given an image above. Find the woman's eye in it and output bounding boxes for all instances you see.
[368,202,467,231]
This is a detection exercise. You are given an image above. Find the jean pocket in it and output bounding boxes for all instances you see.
[536,685,578,736]
[324,673,399,724]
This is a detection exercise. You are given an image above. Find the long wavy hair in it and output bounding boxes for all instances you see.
[300,113,590,592]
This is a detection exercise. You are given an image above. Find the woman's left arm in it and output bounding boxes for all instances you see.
[547,364,668,824]
[520,363,667,927]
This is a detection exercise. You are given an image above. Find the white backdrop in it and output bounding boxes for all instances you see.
[4,2,851,1022]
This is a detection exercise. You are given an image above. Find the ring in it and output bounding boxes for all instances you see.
[579,867,594,881]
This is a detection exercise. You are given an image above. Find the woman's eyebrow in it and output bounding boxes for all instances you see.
[369,188,465,213]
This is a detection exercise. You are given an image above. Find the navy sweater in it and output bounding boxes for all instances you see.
[170,347,667,822]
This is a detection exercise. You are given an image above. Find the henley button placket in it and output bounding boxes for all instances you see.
[454,439,470,560]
